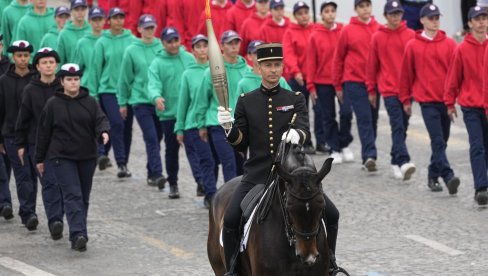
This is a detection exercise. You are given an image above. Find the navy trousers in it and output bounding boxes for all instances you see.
[161,120,180,186]
[184,128,217,197]
[3,137,37,222]
[0,152,11,209]
[133,104,163,178]
[29,144,64,226]
[462,107,488,190]
[316,84,353,152]
[384,96,411,166]
[420,103,454,182]
[49,158,96,241]
[289,78,327,146]
[208,126,236,182]
[343,82,378,162]
[99,94,133,165]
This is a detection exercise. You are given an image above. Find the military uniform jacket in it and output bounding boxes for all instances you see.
[227,84,310,185]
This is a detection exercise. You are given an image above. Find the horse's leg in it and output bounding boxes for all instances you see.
[207,205,225,275]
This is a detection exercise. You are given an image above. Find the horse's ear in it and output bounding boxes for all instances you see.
[276,164,293,182]
[316,158,333,181]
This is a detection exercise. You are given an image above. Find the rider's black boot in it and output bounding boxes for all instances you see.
[326,224,350,276]
[223,226,240,276]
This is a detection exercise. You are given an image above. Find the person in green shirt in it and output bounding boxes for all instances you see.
[174,34,216,207]
[147,27,195,199]
[74,7,104,89]
[1,0,31,55]
[236,40,291,99]
[14,0,55,53]
[0,0,11,30]
[89,7,135,177]
[39,6,70,50]
[57,0,91,64]
[195,30,251,182]
[117,14,166,189]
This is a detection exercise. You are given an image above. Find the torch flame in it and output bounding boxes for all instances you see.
[205,0,211,19]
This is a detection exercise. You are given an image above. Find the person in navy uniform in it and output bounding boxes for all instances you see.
[35,63,110,252]
[218,43,343,276]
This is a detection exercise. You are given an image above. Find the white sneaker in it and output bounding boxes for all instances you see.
[400,162,416,181]
[341,147,354,162]
[391,165,402,180]
[330,151,343,164]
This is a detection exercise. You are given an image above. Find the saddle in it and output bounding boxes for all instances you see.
[240,184,266,222]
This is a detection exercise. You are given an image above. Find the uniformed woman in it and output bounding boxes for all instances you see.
[217,43,343,275]
[35,63,110,252]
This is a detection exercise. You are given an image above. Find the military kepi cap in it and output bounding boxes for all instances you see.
[33,47,60,66]
[256,43,283,62]
[57,63,83,78]
[420,3,441,17]
[468,6,488,20]
[7,40,33,53]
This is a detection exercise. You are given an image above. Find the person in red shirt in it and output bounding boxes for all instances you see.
[399,4,459,193]
[333,0,379,171]
[259,0,290,43]
[446,6,488,205]
[367,1,416,180]
[307,1,354,165]
[240,0,269,58]
[175,0,206,50]
[226,0,255,34]
[282,1,323,154]
[197,0,233,43]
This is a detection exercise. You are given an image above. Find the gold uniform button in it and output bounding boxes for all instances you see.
[268,105,272,109]
[270,143,274,147]
[269,130,273,134]
[268,117,272,121]
[268,111,272,115]
[270,150,274,154]
[269,124,273,128]
[268,98,272,102]
[270,136,273,140]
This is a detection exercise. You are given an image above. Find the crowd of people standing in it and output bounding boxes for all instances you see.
[0,0,487,255]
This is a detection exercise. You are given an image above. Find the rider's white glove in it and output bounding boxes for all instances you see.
[281,129,300,144]
[217,106,233,130]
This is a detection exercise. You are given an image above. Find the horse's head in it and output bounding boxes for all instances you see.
[277,146,333,266]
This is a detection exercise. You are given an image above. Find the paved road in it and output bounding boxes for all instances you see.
[0,1,485,275]
[0,101,486,276]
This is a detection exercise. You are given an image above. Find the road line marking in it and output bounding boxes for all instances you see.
[0,256,57,276]
[138,235,194,258]
[155,210,166,216]
[405,235,464,256]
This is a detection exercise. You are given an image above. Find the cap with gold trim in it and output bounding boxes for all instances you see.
[256,43,283,62]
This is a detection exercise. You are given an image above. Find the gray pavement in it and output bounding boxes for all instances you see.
[0,102,486,276]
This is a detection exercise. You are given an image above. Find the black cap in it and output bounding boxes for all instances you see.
[220,30,241,44]
[293,1,309,14]
[7,40,33,53]
[320,1,337,12]
[33,47,60,66]
[256,43,283,62]
[88,7,105,19]
[270,0,285,9]
[55,6,70,17]
[468,6,488,20]
[191,34,208,47]
[108,7,125,19]
[419,3,441,18]
[57,63,83,78]
[161,27,180,41]
[354,0,371,7]
[138,14,157,28]
[248,40,264,54]
[384,1,404,14]
[70,0,87,10]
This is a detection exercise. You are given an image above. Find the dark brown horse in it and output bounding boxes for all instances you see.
[208,149,334,275]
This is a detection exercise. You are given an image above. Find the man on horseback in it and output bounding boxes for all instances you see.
[217,43,345,275]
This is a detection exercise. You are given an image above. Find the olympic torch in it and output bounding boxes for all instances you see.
[205,0,231,129]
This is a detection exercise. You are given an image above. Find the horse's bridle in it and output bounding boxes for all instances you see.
[278,168,323,246]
